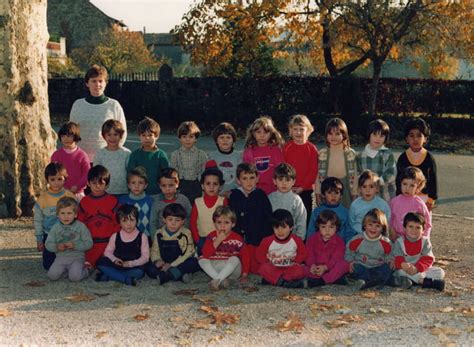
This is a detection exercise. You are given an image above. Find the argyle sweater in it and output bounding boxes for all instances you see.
[345,232,392,269]
[119,193,154,237]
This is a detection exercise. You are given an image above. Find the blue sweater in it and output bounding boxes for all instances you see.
[349,196,391,234]
[306,203,355,243]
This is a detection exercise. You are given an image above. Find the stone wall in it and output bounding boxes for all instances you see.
[0,0,56,217]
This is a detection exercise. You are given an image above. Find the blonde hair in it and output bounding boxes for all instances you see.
[362,208,388,237]
[288,114,314,134]
[325,117,350,148]
[244,116,284,148]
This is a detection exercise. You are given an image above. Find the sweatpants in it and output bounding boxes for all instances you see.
[47,256,88,282]
[145,257,200,283]
[352,263,392,287]
[198,256,241,281]
[304,259,349,284]
[394,266,445,284]
[258,262,305,285]
[246,245,260,275]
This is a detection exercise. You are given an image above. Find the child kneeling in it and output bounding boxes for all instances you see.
[391,213,445,291]
[305,210,349,287]
[46,197,92,282]
[96,205,149,286]
[257,209,307,288]
[199,206,249,291]
[146,203,200,284]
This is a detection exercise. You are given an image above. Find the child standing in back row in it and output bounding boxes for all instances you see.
[282,114,318,223]
[396,118,437,211]
[315,118,358,209]
[51,122,90,199]
[357,119,396,202]
[170,121,208,204]
[243,116,284,195]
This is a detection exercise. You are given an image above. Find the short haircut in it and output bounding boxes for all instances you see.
[137,117,160,136]
[271,209,294,228]
[325,117,350,147]
[101,119,125,138]
[84,64,108,83]
[58,122,81,142]
[200,166,224,185]
[45,162,67,180]
[367,119,390,143]
[288,114,314,133]
[358,170,380,188]
[403,212,425,228]
[115,204,139,223]
[162,203,186,220]
[404,118,431,138]
[212,122,237,142]
[362,208,388,236]
[399,166,426,192]
[159,167,179,184]
[87,165,110,185]
[56,196,78,214]
[127,167,148,184]
[177,121,201,138]
[273,163,296,180]
[321,177,344,195]
[236,163,258,178]
[212,205,236,223]
[316,209,340,231]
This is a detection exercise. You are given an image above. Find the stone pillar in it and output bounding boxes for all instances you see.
[0,0,56,217]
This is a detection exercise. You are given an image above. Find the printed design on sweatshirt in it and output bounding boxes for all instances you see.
[254,156,271,173]
[266,238,298,267]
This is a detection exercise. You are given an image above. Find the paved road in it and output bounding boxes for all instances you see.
[124,132,474,218]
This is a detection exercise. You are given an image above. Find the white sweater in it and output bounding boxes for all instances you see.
[69,98,127,162]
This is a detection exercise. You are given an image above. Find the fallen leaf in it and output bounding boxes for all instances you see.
[95,331,107,338]
[280,293,304,301]
[200,305,219,314]
[133,314,150,321]
[93,292,110,297]
[169,316,185,323]
[359,291,379,299]
[326,315,364,329]
[189,317,213,329]
[208,335,224,343]
[24,280,45,287]
[369,307,390,314]
[192,295,214,304]
[212,312,240,326]
[430,326,461,336]
[436,260,451,267]
[65,293,95,303]
[273,314,304,332]
[437,256,461,262]
[440,307,455,313]
[0,309,11,317]
[340,314,364,323]
[312,294,335,301]
[173,288,199,296]
[444,291,460,297]
[243,286,259,293]
[171,307,185,312]
[461,307,474,318]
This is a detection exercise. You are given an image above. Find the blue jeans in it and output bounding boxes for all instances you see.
[352,263,392,288]
[96,257,144,285]
[42,234,56,270]
[145,257,200,282]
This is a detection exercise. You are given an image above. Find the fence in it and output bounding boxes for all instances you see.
[109,71,160,81]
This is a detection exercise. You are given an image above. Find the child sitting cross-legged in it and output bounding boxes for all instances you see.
[96,204,149,286]
[257,209,307,288]
[199,206,250,291]
[345,208,392,290]
[391,212,445,291]
[146,203,200,284]
[304,210,349,287]
[45,197,92,282]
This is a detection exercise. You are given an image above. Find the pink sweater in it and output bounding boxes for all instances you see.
[242,145,283,195]
[104,229,150,267]
[389,194,432,238]
[51,147,90,193]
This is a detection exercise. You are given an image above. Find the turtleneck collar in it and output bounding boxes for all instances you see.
[85,94,109,104]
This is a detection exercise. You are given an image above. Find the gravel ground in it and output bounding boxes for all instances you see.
[0,215,473,346]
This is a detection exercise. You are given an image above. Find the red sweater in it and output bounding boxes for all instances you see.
[77,193,120,239]
[283,140,318,191]
[201,230,250,274]
[256,234,306,267]
[190,194,228,242]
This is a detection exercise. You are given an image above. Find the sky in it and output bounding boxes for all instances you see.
[90,0,194,33]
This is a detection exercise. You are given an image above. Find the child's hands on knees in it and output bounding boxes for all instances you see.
[37,241,45,252]
[114,259,124,267]
[57,243,67,252]
[154,260,165,269]
[122,261,131,268]
[161,263,171,271]
[64,242,74,250]
[349,262,355,273]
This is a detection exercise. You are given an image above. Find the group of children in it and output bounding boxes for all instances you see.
[33,65,445,292]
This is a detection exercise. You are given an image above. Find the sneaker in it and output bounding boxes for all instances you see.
[422,278,445,291]
[334,276,349,285]
[282,279,305,289]
[260,278,271,285]
[219,279,230,289]
[353,279,367,290]
[307,278,325,288]
[131,278,137,287]
[400,277,413,289]
[208,279,220,291]
[181,273,192,283]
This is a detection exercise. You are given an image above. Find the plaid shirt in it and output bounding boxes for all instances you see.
[170,146,208,181]
[357,145,396,202]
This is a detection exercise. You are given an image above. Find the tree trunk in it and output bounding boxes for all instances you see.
[369,61,383,117]
[0,0,56,217]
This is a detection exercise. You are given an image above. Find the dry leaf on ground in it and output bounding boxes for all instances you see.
[439,307,455,313]
[200,305,219,314]
[189,317,213,329]
[243,286,259,293]
[65,293,95,303]
[173,288,199,296]
[0,309,11,317]
[312,294,335,301]
[429,326,461,336]
[436,260,451,267]
[326,315,364,329]
[212,312,240,326]
[192,295,214,304]
[444,291,460,297]
[461,307,474,317]
[208,335,224,343]
[133,314,150,321]
[24,280,45,287]
[369,307,390,314]
[360,291,379,298]
[437,256,461,262]
[273,314,304,332]
[280,293,304,301]
[169,316,185,323]
[95,331,107,338]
